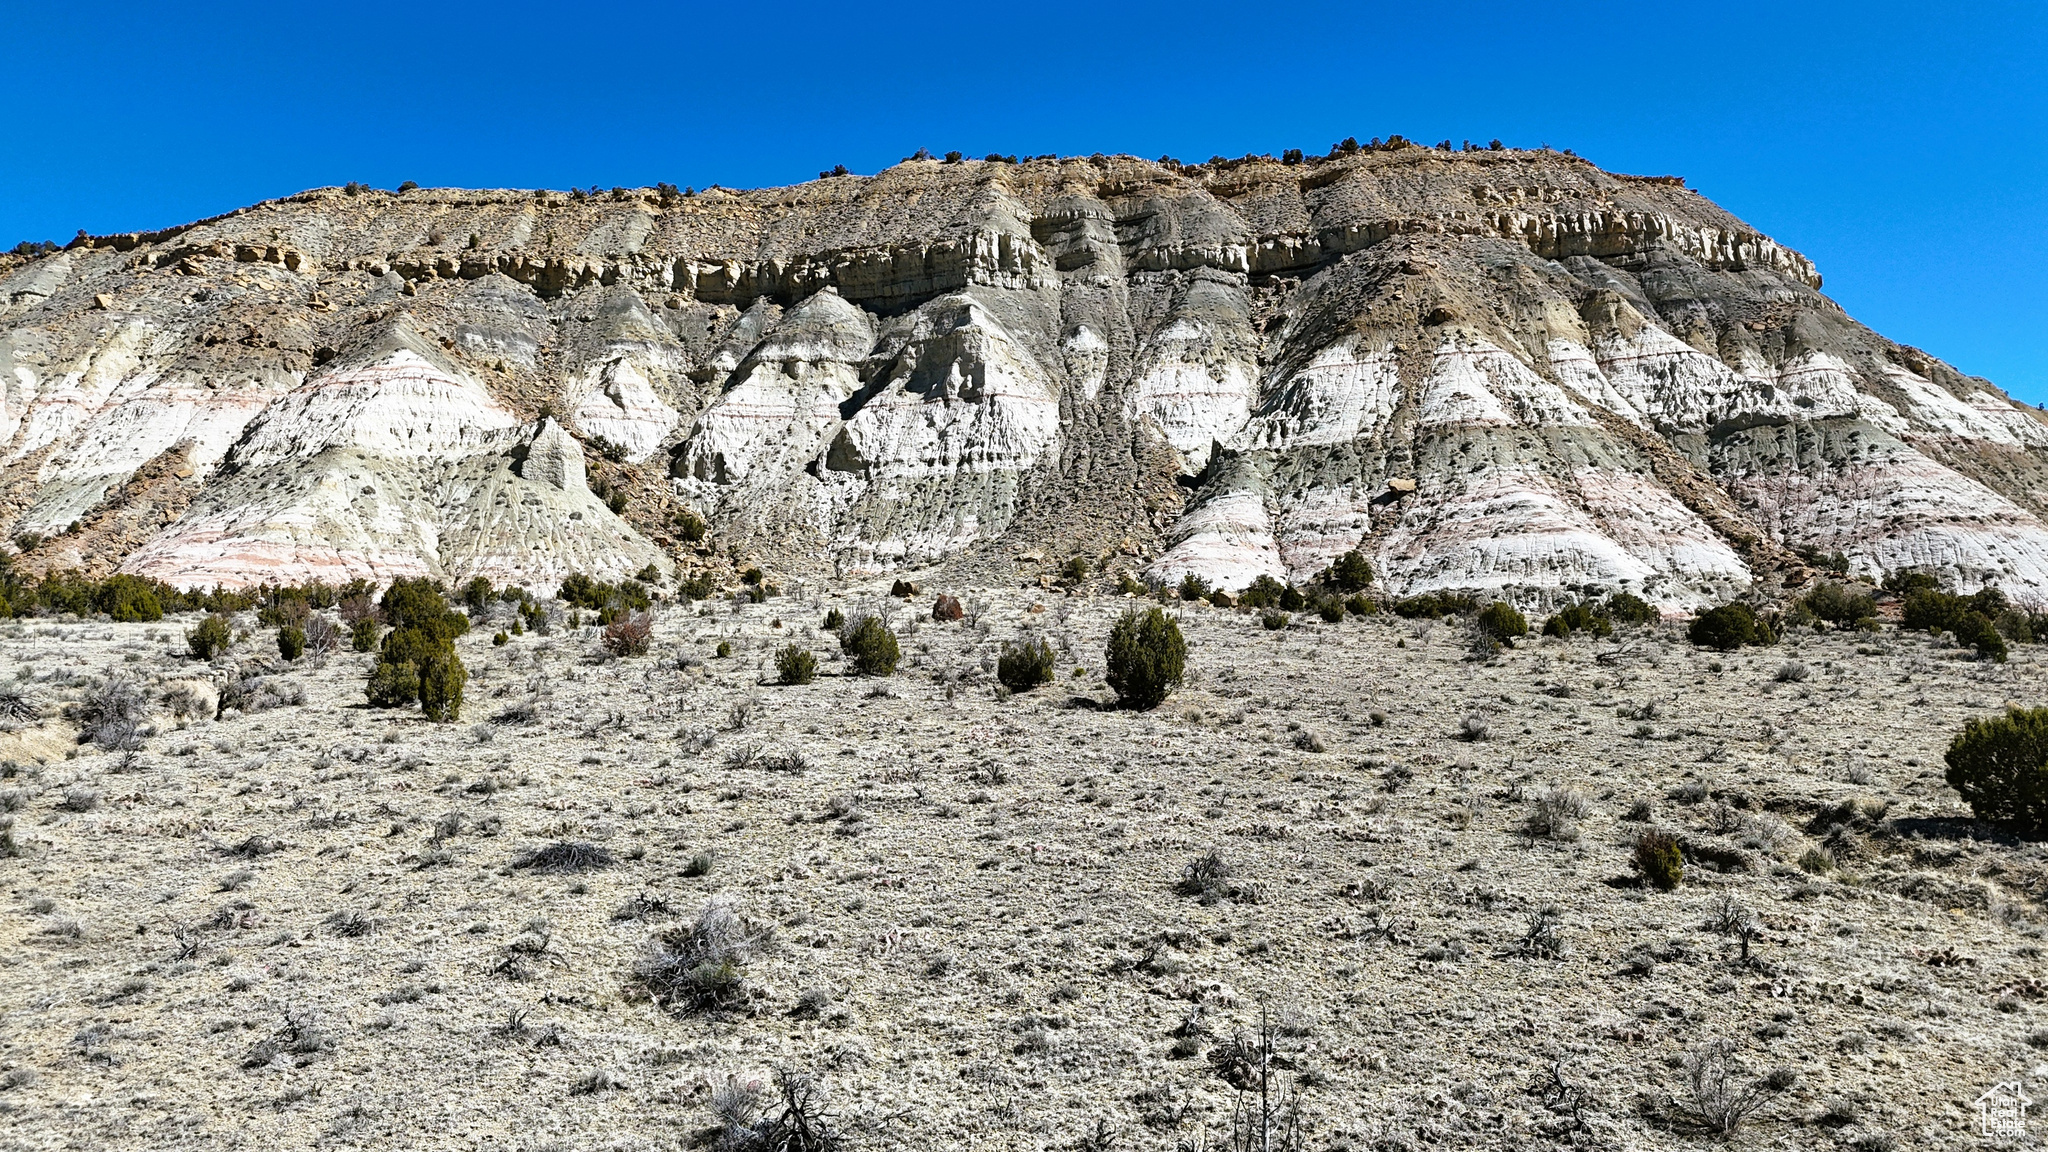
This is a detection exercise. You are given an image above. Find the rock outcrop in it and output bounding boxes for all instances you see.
[3,143,2044,604]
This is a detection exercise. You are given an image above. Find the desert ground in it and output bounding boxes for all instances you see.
[1,583,2045,1151]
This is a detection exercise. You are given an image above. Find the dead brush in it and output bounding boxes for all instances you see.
[1678,1038,1771,1134]
[0,688,39,722]
[602,612,653,658]
[220,676,305,715]
[1208,1008,1306,1151]
[69,672,146,750]
[706,1067,844,1151]
[1522,785,1590,841]
[513,840,616,873]
[1177,848,1258,905]
[636,898,773,1012]
[1517,907,1567,959]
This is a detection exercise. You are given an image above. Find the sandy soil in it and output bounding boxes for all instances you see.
[0,585,2044,1151]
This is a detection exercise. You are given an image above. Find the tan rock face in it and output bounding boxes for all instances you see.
[5,147,2047,602]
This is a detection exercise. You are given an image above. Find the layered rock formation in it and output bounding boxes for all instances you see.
[3,143,2044,605]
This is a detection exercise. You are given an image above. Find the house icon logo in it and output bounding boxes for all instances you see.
[1976,1081,2032,1140]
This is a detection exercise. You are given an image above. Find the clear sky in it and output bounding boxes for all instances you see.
[3,1,2042,399]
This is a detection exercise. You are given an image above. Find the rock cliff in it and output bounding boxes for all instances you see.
[4,142,2045,605]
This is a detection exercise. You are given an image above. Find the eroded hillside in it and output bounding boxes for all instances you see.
[5,143,2046,607]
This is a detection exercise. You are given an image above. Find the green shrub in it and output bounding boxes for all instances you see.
[1327,549,1373,592]
[1345,594,1377,616]
[461,576,495,615]
[277,626,305,661]
[1476,602,1528,641]
[1994,608,2041,643]
[1945,707,2048,832]
[1105,607,1186,711]
[383,577,469,637]
[1904,587,2008,661]
[1316,596,1343,623]
[492,630,509,646]
[558,572,649,612]
[417,650,467,721]
[775,644,817,685]
[1590,591,1653,626]
[1177,572,1211,602]
[840,615,899,676]
[1882,570,1939,597]
[822,607,845,631]
[1633,832,1684,891]
[1393,591,1479,618]
[1687,603,1775,651]
[1262,610,1289,631]
[95,575,163,622]
[1277,584,1306,612]
[997,638,1056,692]
[715,640,732,658]
[187,613,233,660]
[1801,583,1876,628]
[1239,575,1286,609]
[1954,612,2008,662]
[366,659,420,707]
[350,618,381,652]
[1542,601,1613,639]
[1060,557,1091,584]
[368,578,467,720]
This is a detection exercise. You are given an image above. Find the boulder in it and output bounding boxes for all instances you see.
[518,418,588,493]
[932,594,963,622]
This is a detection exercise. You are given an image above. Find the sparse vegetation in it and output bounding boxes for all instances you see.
[1681,1039,1770,1133]
[1177,848,1257,904]
[514,841,616,873]
[1523,785,1589,841]
[70,673,145,751]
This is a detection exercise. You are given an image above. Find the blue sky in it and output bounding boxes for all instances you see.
[3,1,2042,399]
